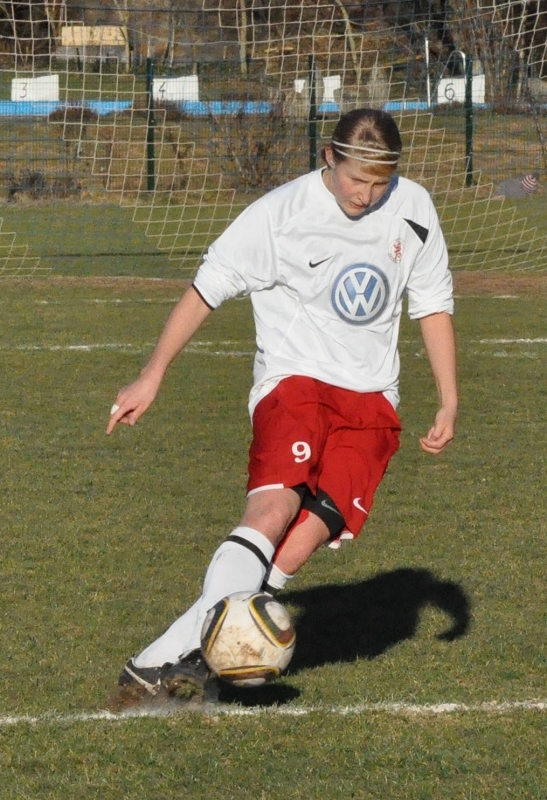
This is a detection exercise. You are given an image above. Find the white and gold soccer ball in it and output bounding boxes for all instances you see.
[200,591,296,687]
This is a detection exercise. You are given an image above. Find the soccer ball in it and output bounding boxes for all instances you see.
[200,591,296,687]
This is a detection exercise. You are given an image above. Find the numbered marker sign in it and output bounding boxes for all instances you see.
[437,75,485,105]
[152,76,199,102]
[11,75,60,102]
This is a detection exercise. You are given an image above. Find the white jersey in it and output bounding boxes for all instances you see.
[193,168,453,415]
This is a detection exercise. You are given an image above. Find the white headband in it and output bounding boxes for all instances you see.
[331,139,400,165]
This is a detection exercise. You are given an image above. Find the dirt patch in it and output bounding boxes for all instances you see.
[453,271,547,296]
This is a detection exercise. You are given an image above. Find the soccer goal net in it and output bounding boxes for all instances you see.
[1,1,547,276]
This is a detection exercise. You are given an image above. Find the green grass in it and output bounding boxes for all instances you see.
[2,191,547,280]
[3,714,547,799]
[1,273,547,797]
[0,204,199,277]
[0,199,258,278]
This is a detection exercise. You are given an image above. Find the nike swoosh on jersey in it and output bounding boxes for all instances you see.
[352,498,369,514]
[308,256,332,269]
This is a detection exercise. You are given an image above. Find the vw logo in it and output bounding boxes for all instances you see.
[331,264,390,325]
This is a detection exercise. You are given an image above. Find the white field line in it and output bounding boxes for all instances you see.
[0,343,155,352]
[479,338,547,344]
[2,699,547,727]
[30,298,181,305]
[1,338,547,355]
[0,342,255,356]
[13,296,250,305]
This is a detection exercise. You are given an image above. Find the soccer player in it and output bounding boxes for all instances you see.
[107,108,457,701]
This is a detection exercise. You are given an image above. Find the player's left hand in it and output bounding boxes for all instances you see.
[419,407,456,455]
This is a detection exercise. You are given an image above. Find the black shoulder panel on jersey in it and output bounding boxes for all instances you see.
[403,218,429,244]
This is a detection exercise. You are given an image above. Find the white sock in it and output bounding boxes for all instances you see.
[134,526,274,667]
[263,562,294,593]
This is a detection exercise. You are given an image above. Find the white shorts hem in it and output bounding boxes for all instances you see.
[247,483,286,497]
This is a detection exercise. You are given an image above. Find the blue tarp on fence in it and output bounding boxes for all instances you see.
[179,100,339,114]
[0,100,132,116]
[0,99,341,117]
[180,100,272,115]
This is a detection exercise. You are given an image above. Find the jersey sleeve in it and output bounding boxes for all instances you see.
[405,194,454,319]
[192,199,278,309]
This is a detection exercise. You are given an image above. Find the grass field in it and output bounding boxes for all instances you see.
[2,192,547,281]
[2,261,547,796]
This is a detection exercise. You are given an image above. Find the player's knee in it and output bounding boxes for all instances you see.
[241,488,301,542]
[301,488,346,539]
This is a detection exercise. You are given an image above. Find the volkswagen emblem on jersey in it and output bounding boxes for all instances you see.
[331,263,390,325]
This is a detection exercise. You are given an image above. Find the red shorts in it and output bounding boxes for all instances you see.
[247,376,401,536]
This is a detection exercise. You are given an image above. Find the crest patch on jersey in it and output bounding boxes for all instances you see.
[331,263,390,325]
[389,239,404,263]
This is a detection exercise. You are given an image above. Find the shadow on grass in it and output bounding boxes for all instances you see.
[285,567,471,670]
[218,567,471,707]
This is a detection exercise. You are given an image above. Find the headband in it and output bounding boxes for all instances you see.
[331,139,400,165]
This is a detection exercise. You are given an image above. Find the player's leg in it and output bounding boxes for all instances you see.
[262,508,330,593]
[158,487,302,698]
[119,486,301,698]
[157,377,326,681]
[262,490,344,593]
[118,376,321,700]
[118,499,329,701]
[133,487,300,662]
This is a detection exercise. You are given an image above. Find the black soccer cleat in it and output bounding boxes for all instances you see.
[117,657,172,700]
[161,649,212,701]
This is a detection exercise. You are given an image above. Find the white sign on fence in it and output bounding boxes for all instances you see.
[322,75,341,102]
[437,74,485,105]
[61,26,125,47]
[11,75,60,102]
[152,76,199,102]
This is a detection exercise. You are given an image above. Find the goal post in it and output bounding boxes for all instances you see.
[1,1,547,277]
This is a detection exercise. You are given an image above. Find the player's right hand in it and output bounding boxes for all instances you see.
[419,406,456,455]
[106,374,160,434]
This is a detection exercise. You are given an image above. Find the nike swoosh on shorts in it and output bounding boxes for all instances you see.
[352,498,369,514]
